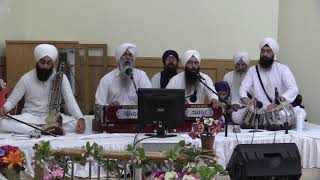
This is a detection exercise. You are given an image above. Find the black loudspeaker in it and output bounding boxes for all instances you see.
[226,143,302,180]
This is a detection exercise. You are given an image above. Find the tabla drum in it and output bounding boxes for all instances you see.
[265,102,296,131]
[241,106,267,129]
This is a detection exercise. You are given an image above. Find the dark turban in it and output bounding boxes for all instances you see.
[162,50,179,64]
[214,81,231,97]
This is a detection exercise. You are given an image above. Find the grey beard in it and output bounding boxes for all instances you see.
[119,74,131,87]
[236,68,247,74]
[119,58,133,74]
[231,71,246,102]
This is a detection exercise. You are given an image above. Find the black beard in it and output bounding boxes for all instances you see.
[163,65,177,77]
[185,67,199,86]
[259,56,274,69]
[36,65,53,82]
[160,67,177,88]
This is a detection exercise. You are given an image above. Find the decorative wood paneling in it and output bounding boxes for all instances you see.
[0,56,5,80]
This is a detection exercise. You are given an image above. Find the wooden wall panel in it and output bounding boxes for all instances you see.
[0,57,5,80]
[77,45,108,114]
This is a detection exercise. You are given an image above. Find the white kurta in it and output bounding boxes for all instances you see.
[151,72,161,88]
[223,70,247,104]
[0,69,83,133]
[166,72,218,104]
[240,62,298,108]
[95,67,152,105]
[223,70,248,124]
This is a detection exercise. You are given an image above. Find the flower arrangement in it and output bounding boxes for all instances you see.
[0,145,26,177]
[146,141,223,180]
[44,164,64,180]
[188,117,223,139]
[34,140,223,180]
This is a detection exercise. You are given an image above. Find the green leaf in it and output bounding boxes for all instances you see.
[178,140,186,147]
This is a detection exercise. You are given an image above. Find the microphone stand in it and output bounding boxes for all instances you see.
[130,74,138,94]
[5,115,57,137]
[126,68,138,94]
[197,76,236,137]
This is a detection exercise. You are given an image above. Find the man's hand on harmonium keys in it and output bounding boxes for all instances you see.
[210,99,222,109]
[0,106,7,117]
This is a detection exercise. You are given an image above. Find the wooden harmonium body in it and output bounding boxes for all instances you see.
[92,104,222,133]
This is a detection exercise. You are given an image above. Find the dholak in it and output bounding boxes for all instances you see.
[241,106,267,129]
[266,102,296,131]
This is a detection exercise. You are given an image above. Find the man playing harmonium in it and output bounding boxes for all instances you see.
[166,49,220,108]
[239,37,306,129]
[95,43,152,106]
[0,44,85,134]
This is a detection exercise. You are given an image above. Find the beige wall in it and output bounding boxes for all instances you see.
[22,0,279,59]
[0,0,24,56]
[278,0,320,124]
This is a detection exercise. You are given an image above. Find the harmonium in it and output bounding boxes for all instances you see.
[92,104,222,133]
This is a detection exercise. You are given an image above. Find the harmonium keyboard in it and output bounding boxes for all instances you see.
[92,104,222,133]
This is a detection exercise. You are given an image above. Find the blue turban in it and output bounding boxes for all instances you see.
[214,81,230,97]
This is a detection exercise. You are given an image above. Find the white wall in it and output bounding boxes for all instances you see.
[22,0,279,59]
[278,0,320,124]
[0,0,24,56]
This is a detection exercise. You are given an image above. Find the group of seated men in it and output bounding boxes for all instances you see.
[0,37,306,135]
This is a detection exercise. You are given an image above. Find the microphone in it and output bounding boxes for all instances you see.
[190,90,197,103]
[256,100,263,109]
[124,66,138,94]
[196,73,204,80]
[125,67,133,76]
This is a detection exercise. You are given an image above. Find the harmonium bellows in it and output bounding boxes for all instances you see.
[92,104,222,133]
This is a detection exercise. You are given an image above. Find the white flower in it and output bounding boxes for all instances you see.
[182,175,197,180]
[204,118,213,126]
[188,162,196,168]
[86,155,94,161]
[214,119,220,125]
[164,171,178,180]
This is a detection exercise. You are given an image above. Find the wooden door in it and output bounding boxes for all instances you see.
[75,44,108,114]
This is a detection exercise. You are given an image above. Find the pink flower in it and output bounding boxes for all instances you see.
[51,167,64,178]
[0,145,18,155]
[44,174,53,180]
